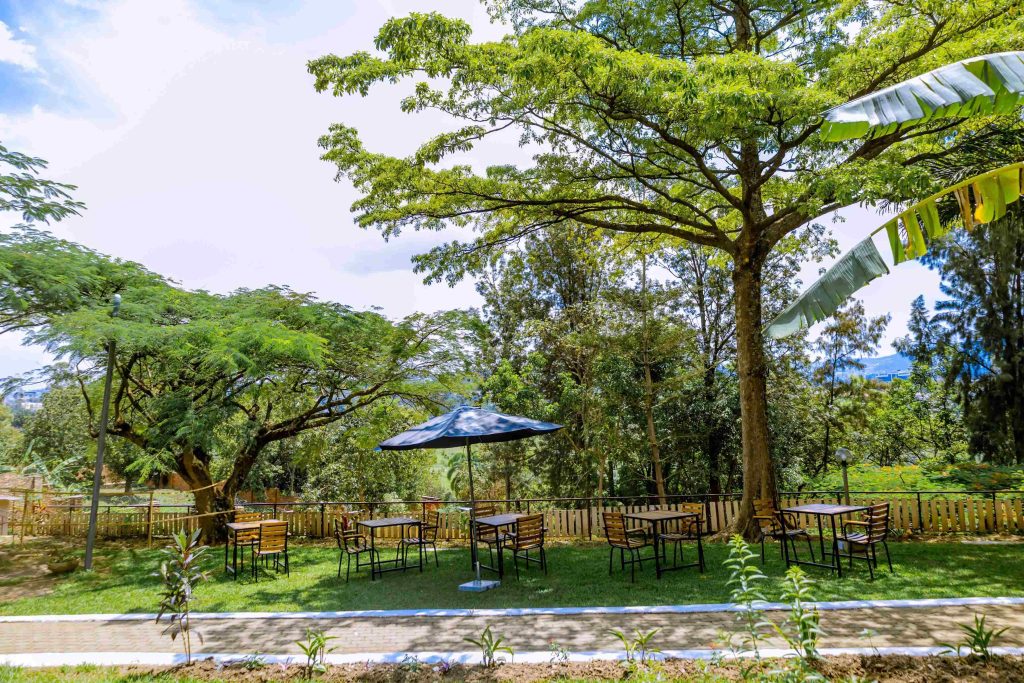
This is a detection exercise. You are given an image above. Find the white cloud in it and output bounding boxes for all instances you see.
[0,0,939,377]
[0,20,37,70]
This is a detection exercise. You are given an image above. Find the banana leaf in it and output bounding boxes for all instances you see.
[766,238,889,339]
[820,52,1024,142]
[881,163,1024,264]
[768,162,1024,338]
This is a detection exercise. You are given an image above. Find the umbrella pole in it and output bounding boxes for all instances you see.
[467,442,478,574]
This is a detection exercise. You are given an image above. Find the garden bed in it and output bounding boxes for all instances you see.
[5,655,1024,682]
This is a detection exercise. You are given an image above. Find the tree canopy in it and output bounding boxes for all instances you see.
[309,0,1024,533]
[0,228,468,537]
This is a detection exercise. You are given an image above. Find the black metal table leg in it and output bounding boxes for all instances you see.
[831,514,842,578]
[370,528,378,580]
[654,520,663,579]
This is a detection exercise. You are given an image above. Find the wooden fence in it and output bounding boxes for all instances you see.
[9,492,1024,541]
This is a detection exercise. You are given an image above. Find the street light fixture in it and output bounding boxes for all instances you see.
[836,447,851,506]
[84,293,121,571]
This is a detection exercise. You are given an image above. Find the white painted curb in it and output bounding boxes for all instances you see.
[4,646,1024,668]
[2,595,1023,623]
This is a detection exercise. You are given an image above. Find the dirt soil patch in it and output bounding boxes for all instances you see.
[20,655,1021,682]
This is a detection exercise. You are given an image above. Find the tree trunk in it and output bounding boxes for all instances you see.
[731,260,777,539]
[643,361,668,505]
[178,446,234,542]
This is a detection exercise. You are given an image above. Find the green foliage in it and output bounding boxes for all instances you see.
[0,143,83,224]
[941,614,1009,660]
[928,205,1024,465]
[154,530,209,665]
[927,462,1024,491]
[0,229,468,534]
[465,625,513,668]
[296,628,336,678]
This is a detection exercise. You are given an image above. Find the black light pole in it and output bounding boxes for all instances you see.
[836,447,851,505]
[84,293,121,571]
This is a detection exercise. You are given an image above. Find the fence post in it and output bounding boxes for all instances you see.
[991,491,998,532]
[704,495,712,534]
[19,491,29,544]
[320,503,326,538]
[586,498,592,540]
[917,492,924,534]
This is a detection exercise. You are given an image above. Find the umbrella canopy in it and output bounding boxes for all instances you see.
[379,405,561,578]
[378,406,562,451]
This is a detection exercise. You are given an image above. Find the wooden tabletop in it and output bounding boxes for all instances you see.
[624,510,699,522]
[782,503,868,516]
[226,519,283,531]
[474,513,526,527]
[358,516,421,529]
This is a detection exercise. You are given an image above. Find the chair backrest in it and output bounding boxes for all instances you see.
[423,509,441,536]
[753,499,779,530]
[334,519,363,552]
[603,511,630,546]
[514,513,544,545]
[865,503,890,541]
[235,511,260,523]
[678,502,704,519]
[473,503,497,518]
[258,521,288,553]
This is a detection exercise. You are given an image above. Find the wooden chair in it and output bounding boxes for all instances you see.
[658,503,706,570]
[508,513,546,579]
[602,511,650,582]
[334,518,378,582]
[251,520,289,581]
[472,503,509,565]
[400,509,440,567]
[837,503,893,580]
[232,510,261,567]
[754,499,815,565]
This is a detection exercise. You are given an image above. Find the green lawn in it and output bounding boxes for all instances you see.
[1,538,1021,616]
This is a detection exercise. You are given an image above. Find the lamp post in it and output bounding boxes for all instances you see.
[84,293,120,571]
[836,447,851,506]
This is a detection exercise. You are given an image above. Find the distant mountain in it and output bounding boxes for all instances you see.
[836,353,912,382]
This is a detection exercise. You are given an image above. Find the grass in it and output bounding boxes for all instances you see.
[1,536,1023,616]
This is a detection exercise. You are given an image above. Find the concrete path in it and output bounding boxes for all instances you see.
[3,602,1024,658]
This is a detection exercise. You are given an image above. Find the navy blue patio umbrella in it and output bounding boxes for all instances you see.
[378,405,562,503]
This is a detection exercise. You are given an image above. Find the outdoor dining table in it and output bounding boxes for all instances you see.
[623,509,704,578]
[779,503,869,578]
[224,518,283,579]
[357,516,424,580]
[472,512,527,579]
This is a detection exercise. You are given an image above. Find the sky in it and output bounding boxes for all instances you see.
[0,0,942,379]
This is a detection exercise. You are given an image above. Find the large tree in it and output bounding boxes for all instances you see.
[0,229,466,538]
[309,0,1022,534]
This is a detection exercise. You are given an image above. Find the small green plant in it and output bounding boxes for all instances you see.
[296,628,337,678]
[723,535,770,678]
[238,653,267,670]
[548,640,570,664]
[400,654,423,672]
[465,625,514,668]
[608,628,661,665]
[941,614,1009,661]
[858,628,881,657]
[154,529,210,665]
[773,567,823,661]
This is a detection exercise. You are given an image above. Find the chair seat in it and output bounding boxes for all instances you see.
[839,532,871,544]
[611,538,648,549]
[660,532,698,542]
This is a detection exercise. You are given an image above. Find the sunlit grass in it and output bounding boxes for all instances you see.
[1,537,1022,616]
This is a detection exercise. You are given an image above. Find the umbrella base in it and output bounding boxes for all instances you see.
[458,579,500,592]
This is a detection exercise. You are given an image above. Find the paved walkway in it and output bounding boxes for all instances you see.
[3,603,1024,657]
